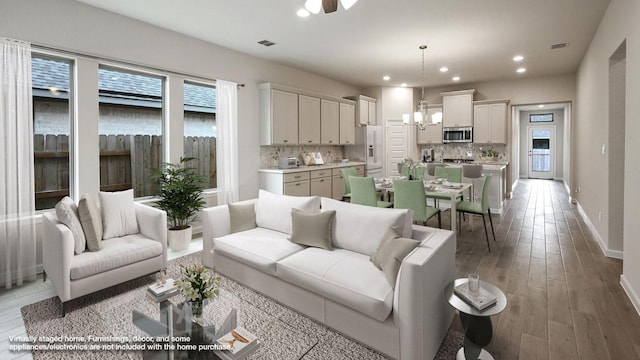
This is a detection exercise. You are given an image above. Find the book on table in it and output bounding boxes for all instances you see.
[215,326,259,359]
[148,278,177,296]
[454,283,497,311]
[146,288,179,302]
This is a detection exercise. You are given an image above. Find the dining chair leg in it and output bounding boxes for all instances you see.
[487,209,496,242]
[481,214,491,252]
[437,211,442,229]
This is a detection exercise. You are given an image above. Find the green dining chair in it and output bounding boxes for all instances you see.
[348,176,393,208]
[393,179,441,228]
[340,167,357,201]
[456,174,496,251]
[426,166,463,207]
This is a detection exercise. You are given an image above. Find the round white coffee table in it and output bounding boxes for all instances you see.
[445,278,507,360]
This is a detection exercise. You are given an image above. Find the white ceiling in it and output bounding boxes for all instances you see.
[73,0,610,89]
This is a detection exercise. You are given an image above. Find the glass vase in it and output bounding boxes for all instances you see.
[190,300,204,320]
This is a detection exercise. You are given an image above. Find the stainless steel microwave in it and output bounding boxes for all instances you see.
[443,127,473,143]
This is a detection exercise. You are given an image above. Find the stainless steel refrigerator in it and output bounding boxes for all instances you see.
[344,125,383,178]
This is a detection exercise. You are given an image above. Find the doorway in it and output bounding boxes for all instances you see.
[527,126,556,179]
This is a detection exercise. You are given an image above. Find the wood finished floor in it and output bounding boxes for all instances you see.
[1,179,639,359]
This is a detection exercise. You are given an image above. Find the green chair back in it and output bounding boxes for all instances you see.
[348,176,379,207]
[340,167,357,197]
[393,179,427,222]
[434,166,462,183]
[480,174,492,212]
[413,165,426,180]
[400,164,410,177]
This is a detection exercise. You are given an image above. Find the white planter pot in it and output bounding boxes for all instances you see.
[168,226,192,252]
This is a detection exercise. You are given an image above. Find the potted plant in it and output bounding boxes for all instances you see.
[153,157,206,251]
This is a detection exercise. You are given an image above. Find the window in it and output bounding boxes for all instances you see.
[32,55,73,210]
[183,82,217,189]
[98,66,165,197]
[529,113,553,123]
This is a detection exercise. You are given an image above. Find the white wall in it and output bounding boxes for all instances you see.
[575,0,640,313]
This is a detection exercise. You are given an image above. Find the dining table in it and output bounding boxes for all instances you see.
[375,177,472,235]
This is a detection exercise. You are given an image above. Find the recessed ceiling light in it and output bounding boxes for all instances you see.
[538,104,545,108]
[516,67,527,73]
[297,8,310,17]
[452,76,460,81]
[440,67,449,73]
[383,75,390,81]
[400,83,408,87]
[513,55,524,62]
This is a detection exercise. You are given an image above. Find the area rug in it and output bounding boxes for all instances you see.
[20,252,463,359]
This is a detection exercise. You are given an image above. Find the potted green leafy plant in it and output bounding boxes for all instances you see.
[153,157,206,251]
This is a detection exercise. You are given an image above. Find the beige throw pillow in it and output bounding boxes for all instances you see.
[55,196,86,255]
[288,209,336,250]
[100,189,139,239]
[371,228,420,288]
[228,203,256,234]
[78,194,103,251]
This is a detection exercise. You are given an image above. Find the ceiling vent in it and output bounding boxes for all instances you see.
[551,42,568,50]
[258,40,276,47]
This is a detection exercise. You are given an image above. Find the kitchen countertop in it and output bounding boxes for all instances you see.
[429,161,508,171]
[258,161,366,174]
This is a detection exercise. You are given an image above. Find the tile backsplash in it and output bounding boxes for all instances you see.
[260,145,345,168]
[418,143,507,162]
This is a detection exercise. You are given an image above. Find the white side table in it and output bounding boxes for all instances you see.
[445,278,507,360]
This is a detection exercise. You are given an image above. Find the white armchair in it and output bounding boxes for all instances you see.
[42,203,167,316]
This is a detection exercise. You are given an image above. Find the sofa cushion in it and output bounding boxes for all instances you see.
[277,248,393,321]
[255,190,320,234]
[214,227,305,275]
[78,193,103,252]
[371,229,420,288]
[55,196,86,255]
[70,234,163,280]
[100,189,139,239]
[288,209,335,250]
[320,197,413,257]
[229,202,256,234]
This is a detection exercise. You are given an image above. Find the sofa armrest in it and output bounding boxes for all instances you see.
[135,203,168,268]
[42,212,75,302]
[201,199,257,268]
[394,225,456,360]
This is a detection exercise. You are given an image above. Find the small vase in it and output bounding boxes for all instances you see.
[190,300,204,319]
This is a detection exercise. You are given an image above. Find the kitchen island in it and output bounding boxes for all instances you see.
[258,162,365,199]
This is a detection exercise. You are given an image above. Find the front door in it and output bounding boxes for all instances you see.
[528,126,555,179]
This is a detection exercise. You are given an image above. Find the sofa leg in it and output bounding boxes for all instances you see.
[61,302,67,317]
[42,271,47,282]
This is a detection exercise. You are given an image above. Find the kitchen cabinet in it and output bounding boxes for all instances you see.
[473,100,509,144]
[321,99,340,145]
[339,102,355,145]
[310,169,332,197]
[417,106,443,144]
[299,95,321,145]
[441,89,475,128]
[346,95,377,125]
[258,163,365,198]
[259,86,299,145]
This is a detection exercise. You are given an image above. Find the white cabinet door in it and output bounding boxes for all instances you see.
[284,180,310,196]
[368,100,377,125]
[443,94,473,127]
[320,99,340,145]
[473,104,491,143]
[489,103,507,144]
[298,95,321,145]
[473,102,507,144]
[417,107,443,144]
[358,99,369,125]
[310,177,332,197]
[339,102,355,145]
[271,89,299,145]
[332,174,345,199]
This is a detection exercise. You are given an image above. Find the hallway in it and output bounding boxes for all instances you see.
[449,179,640,359]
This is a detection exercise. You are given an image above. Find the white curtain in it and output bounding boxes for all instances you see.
[216,80,239,204]
[0,38,37,289]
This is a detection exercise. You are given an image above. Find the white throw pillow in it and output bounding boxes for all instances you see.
[320,197,413,257]
[255,190,320,234]
[99,189,139,239]
[55,196,87,255]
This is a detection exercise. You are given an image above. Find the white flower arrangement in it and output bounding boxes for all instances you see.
[174,264,220,302]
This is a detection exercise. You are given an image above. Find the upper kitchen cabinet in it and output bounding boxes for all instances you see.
[473,100,509,144]
[339,102,356,145]
[417,106,443,144]
[441,89,475,128]
[259,84,298,145]
[346,95,377,125]
[299,95,321,145]
[320,99,340,145]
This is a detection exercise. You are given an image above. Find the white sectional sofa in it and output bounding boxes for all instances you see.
[201,190,456,360]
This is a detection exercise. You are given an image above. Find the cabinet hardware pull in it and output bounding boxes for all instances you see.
[308,140,312,143]
[284,140,288,143]
[295,175,301,178]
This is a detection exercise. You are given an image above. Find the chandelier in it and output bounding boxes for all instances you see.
[304,0,359,14]
[403,45,429,131]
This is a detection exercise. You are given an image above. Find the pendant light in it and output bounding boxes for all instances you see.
[404,45,429,130]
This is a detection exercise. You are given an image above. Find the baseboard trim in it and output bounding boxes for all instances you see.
[574,201,623,259]
[621,274,640,316]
